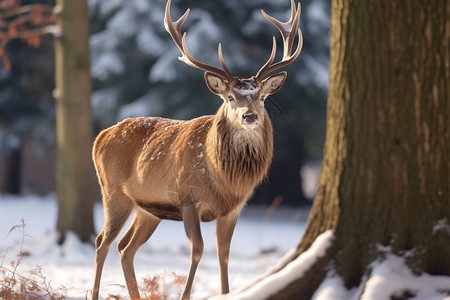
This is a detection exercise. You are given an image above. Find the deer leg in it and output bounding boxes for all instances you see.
[118,211,160,300]
[92,193,133,300]
[181,202,204,300]
[216,212,239,294]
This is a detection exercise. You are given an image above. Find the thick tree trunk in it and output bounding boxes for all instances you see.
[54,0,95,243]
[255,0,450,298]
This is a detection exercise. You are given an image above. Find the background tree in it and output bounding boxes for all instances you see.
[230,0,450,298]
[53,0,95,243]
[0,0,55,194]
[0,0,95,243]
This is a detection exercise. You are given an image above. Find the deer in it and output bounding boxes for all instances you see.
[91,0,302,299]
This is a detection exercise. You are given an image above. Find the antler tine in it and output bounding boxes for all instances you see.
[164,0,234,81]
[256,0,303,80]
[255,37,277,79]
[164,0,189,53]
[261,29,303,78]
[218,43,234,80]
[179,34,231,79]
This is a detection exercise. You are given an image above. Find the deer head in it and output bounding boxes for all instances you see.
[165,0,303,132]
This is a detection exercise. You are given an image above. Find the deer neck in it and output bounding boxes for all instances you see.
[206,105,273,196]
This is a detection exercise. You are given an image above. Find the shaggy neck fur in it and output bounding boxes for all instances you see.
[206,105,273,198]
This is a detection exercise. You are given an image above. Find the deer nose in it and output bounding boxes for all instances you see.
[243,113,258,123]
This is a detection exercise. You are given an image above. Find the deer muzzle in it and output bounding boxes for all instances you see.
[243,113,258,124]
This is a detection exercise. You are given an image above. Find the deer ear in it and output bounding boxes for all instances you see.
[261,72,287,95]
[205,72,228,95]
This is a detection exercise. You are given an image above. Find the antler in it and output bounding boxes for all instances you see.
[256,0,303,80]
[164,0,234,82]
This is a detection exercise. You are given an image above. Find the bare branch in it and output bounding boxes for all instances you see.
[1,24,59,44]
[0,4,55,19]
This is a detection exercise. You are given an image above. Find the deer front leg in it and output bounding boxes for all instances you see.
[118,211,160,299]
[216,211,239,294]
[181,202,204,300]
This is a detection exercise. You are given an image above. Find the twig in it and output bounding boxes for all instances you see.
[0,4,55,19]
[10,218,26,289]
[264,195,283,222]
[1,24,60,42]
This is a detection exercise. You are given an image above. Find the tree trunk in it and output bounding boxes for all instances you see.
[0,147,21,194]
[54,0,95,243]
[250,0,450,298]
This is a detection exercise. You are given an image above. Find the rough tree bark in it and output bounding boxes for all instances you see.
[54,0,95,243]
[260,0,450,299]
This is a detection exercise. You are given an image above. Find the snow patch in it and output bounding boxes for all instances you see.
[432,218,450,236]
[312,274,360,300]
[361,253,450,300]
[213,230,334,300]
[233,82,260,97]
[313,252,450,300]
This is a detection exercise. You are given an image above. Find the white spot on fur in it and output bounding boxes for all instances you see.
[233,82,260,96]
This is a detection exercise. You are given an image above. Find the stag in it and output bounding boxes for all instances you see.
[92,0,302,299]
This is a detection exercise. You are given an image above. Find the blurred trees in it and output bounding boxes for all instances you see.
[0,0,56,194]
[0,0,95,243]
[1,0,330,206]
[241,0,450,298]
[89,0,330,206]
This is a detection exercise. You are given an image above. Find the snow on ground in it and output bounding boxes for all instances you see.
[212,230,334,300]
[0,194,308,299]
[360,253,450,300]
[2,195,449,300]
[312,250,450,300]
[214,231,450,300]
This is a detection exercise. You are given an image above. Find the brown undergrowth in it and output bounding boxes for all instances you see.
[0,218,67,299]
[103,272,187,300]
[1,219,187,300]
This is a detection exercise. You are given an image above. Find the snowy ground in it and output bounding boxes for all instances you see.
[2,195,449,300]
[0,194,308,299]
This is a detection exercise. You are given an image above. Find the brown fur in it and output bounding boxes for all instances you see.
[90,74,287,300]
[206,105,273,203]
[92,105,273,222]
[92,78,281,300]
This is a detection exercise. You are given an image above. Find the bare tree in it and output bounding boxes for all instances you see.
[53,0,95,243]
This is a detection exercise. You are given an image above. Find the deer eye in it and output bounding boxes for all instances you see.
[228,96,235,102]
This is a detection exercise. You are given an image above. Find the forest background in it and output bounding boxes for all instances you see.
[0,0,329,206]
